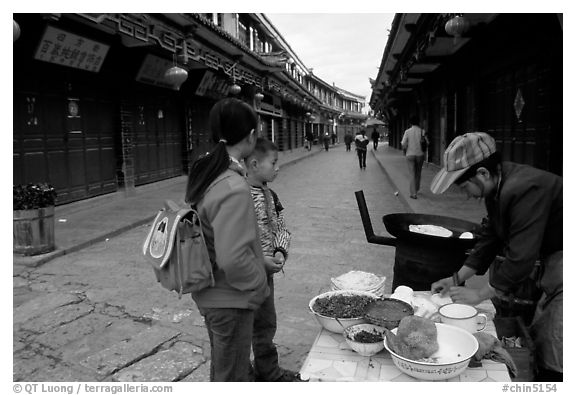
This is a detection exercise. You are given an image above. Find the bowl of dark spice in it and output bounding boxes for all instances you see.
[309,290,379,333]
[343,323,387,356]
[364,298,414,329]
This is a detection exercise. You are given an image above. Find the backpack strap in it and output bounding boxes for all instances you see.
[200,170,236,198]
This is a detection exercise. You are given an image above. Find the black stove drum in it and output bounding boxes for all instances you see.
[355,190,481,291]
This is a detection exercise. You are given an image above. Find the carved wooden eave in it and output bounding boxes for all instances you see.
[370,13,498,110]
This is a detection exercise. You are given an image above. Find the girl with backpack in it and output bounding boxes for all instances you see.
[185,98,269,381]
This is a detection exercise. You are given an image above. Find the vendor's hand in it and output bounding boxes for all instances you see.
[431,278,453,295]
[448,286,484,306]
[264,256,284,274]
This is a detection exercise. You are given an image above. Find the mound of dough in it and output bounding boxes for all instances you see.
[386,316,439,361]
[389,285,414,305]
[411,296,438,318]
[409,224,453,238]
[332,270,384,291]
[430,293,453,307]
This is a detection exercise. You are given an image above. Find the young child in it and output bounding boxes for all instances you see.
[245,138,306,382]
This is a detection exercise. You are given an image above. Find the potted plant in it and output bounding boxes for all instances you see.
[13,183,57,256]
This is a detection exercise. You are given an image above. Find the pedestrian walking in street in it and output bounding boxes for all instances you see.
[354,130,369,169]
[344,132,353,151]
[371,128,380,151]
[305,130,314,151]
[401,115,428,199]
[323,132,331,151]
[245,138,307,382]
[184,98,269,382]
[430,132,563,382]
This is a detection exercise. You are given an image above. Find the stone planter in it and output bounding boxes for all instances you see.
[13,206,55,256]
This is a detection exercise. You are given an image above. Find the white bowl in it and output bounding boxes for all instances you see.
[383,323,479,380]
[309,290,379,333]
[343,323,386,356]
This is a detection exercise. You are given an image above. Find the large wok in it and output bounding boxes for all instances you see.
[355,190,481,249]
[355,190,481,290]
[383,213,480,249]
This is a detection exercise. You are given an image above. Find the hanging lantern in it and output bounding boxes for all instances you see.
[13,20,20,42]
[230,83,241,95]
[445,15,470,38]
[164,66,188,90]
[254,92,264,101]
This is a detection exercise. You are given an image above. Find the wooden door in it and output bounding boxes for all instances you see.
[13,82,117,204]
[186,100,214,165]
[133,95,184,185]
[479,64,549,170]
[427,98,442,165]
[81,97,117,196]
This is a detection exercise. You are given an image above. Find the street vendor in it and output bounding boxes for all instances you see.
[429,132,562,382]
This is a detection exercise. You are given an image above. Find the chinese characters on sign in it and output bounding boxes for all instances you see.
[195,70,230,98]
[136,54,179,90]
[34,26,110,72]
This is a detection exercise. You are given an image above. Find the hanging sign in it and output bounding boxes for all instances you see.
[135,54,177,90]
[195,70,230,98]
[34,25,109,72]
[195,70,218,96]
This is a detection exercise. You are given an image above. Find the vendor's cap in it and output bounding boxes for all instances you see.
[430,132,496,194]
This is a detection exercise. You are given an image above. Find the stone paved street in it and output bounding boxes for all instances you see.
[13,143,488,382]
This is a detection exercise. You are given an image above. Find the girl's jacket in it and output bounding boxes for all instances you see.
[192,162,269,310]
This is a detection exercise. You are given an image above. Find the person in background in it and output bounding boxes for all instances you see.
[371,128,380,151]
[401,115,428,199]
[430,132,562,382]
[323,132,331,151]
[354,130,369,170]
[344,132,353,152]
[185,98,269,382]
[245,138,306,382]
[305,130,314,151]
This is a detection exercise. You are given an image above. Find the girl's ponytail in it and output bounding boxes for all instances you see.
[184,98,256,205]
[185,142,229,205]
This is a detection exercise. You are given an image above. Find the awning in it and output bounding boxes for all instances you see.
[365,118,386,126]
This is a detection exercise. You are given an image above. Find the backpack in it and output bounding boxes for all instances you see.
[142,200,214,298]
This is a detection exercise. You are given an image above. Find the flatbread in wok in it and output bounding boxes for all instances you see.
[408,224,453,238]
[459,231,474,239]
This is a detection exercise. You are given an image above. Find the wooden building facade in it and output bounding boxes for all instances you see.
[13,13,366,205]
[370,13,562,176]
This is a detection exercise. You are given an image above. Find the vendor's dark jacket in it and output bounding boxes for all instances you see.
[464,162,562,294]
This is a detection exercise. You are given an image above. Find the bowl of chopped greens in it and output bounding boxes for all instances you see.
[309,290,379,333]
[343,323,387,356]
